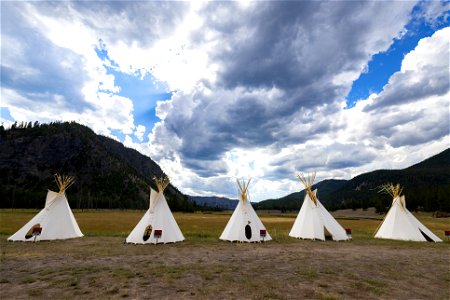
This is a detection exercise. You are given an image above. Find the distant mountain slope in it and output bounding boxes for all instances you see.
[333,148,450,212]
[405,148,450,170]
[255,179,347,211]
[189,196,238,210]
[255,149,450,212]
[0,121,194,211]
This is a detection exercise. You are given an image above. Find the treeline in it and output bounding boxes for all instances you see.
[329,163,450,213]
[1,120,41,130]
[256,184,450,214]
[255,149,450,213]
[323,184,450,213]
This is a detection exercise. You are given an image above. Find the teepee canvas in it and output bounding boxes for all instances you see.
[8,174,83,242]
[289,173,349,241]
[374,183,442,242]
[220,179,271,242]
[126,176,184,244]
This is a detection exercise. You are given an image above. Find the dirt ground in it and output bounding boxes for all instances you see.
[1,236,449,300]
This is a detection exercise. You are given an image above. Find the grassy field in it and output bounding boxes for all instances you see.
[0,209,449,299]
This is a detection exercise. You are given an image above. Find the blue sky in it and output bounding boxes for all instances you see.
[1,1,449,200]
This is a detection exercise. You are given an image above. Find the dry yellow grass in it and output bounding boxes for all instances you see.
[1,209,449,299]
[1,209,448,241]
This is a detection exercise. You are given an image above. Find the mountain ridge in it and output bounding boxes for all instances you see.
[1,121,448,212]
[189,196,238,210]
[255,148,450,212]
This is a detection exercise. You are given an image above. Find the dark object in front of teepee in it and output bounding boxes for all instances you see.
[245,224,252,240]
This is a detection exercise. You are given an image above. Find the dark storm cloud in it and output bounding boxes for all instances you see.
[369,111,424,139]
[1,2,91,112]
[375,106,449,148]
[266,143,378,180]
[201,1,319,90]
[183,159,229,178]
[152,1,416,176]
[162,90,274,161]
[202,1,415,99]
[155,88,342,175]
[389,116,449,148]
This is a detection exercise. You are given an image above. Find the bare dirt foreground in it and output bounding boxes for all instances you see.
[0,237,449,300]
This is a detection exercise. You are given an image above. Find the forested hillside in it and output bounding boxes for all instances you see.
[189,196,238,210]
[0,121,195,211]
[255,179,347,211]
[255,149,450,213]
[333,149,450,212]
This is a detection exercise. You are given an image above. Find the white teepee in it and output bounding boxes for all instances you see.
[374,183,442,242]
[126,176,184,244]
[8,174,83,242]
[220,179,271,242]
[289,173,349,241]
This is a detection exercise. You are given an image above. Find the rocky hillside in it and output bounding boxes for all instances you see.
[0,121,195,211]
